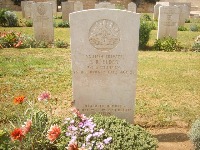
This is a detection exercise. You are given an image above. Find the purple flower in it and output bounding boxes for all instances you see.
[69,135,77,145]
[64,118,71,123]
[86,134,93,142]
[65,132,72,137]
[70,119,75,124]
[103,137,112,144]
[99,129,104,134]
[97,142,104,150]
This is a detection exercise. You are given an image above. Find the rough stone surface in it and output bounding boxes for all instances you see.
[70,9,140,123]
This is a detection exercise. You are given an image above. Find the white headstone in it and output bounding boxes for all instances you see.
[95,2,115,9]
[70,9,140,123]
[156,2,170,6]
[48,0,57,17]
[169,2,191,12]
[21,1,25,18]
[62,1,74,22]
[74,1,83,11]
[128,2,136,12]
[153,4,162,20]
[176,5,185,26]
[32,2,54,43]
[24,1,34,19]
[157,6,180,39]
[183,4,190,20]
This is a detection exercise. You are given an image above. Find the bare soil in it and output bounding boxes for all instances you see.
[148,127,194,150]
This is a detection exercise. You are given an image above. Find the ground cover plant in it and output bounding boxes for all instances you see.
[0,11,200,148]
[0,93,157,149]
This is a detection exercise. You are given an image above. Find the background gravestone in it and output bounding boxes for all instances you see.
[21,1,25,18]
[62,1,74,22]
[48,0,57,17]
[156,2,169,6]
[153,4,162,20]
[70,9,140,123]
[95,2,115,9]
[24,1,34,19]
[32,2,54,43]
[157,6,180,39]
[74,1,83,11]
[128,2,136,12]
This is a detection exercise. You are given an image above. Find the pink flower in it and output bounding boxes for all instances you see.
[38,91,51,101]
[47,125,61,143]
[21,120,32,134]
[14,40,23,48]
[71,107,86,121]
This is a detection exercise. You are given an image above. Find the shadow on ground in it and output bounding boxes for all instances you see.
[154,133,189,142]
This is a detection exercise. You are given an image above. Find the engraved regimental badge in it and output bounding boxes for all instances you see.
[89,19,120,52]
[37,4,47,16]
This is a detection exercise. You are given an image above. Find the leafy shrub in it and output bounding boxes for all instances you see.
[190,24,200,32]
[0,31,22,48]
[92,114,158,150]
[142,14,152,21]
[0,31,69,49]
[188,118,200,150]
[185,19,191,23]
[24,19,33,27]
[56,21,70,28]
[11,0,21,6]
[54,39,69,48]
[192,35,200,52]
[139,20,152,49]
[4,11,18,27]
[150,21,157,30]
[115,4,125,10]
[153,37,182,52]
[37,41,49,48]
[0,9,8,26]
[192,43,200,52]
[178,26,188,31]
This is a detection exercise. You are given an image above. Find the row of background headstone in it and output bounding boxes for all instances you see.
[21,1,138,44]
[21,1,137,22]
[154,2,191,39]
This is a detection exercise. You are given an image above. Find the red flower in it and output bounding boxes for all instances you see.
[47,125,61,143]
[68,143,78,150]
[21,120,32,134]
[10,128,24,141]
[13,96,25,104]
[14,40,23,48]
